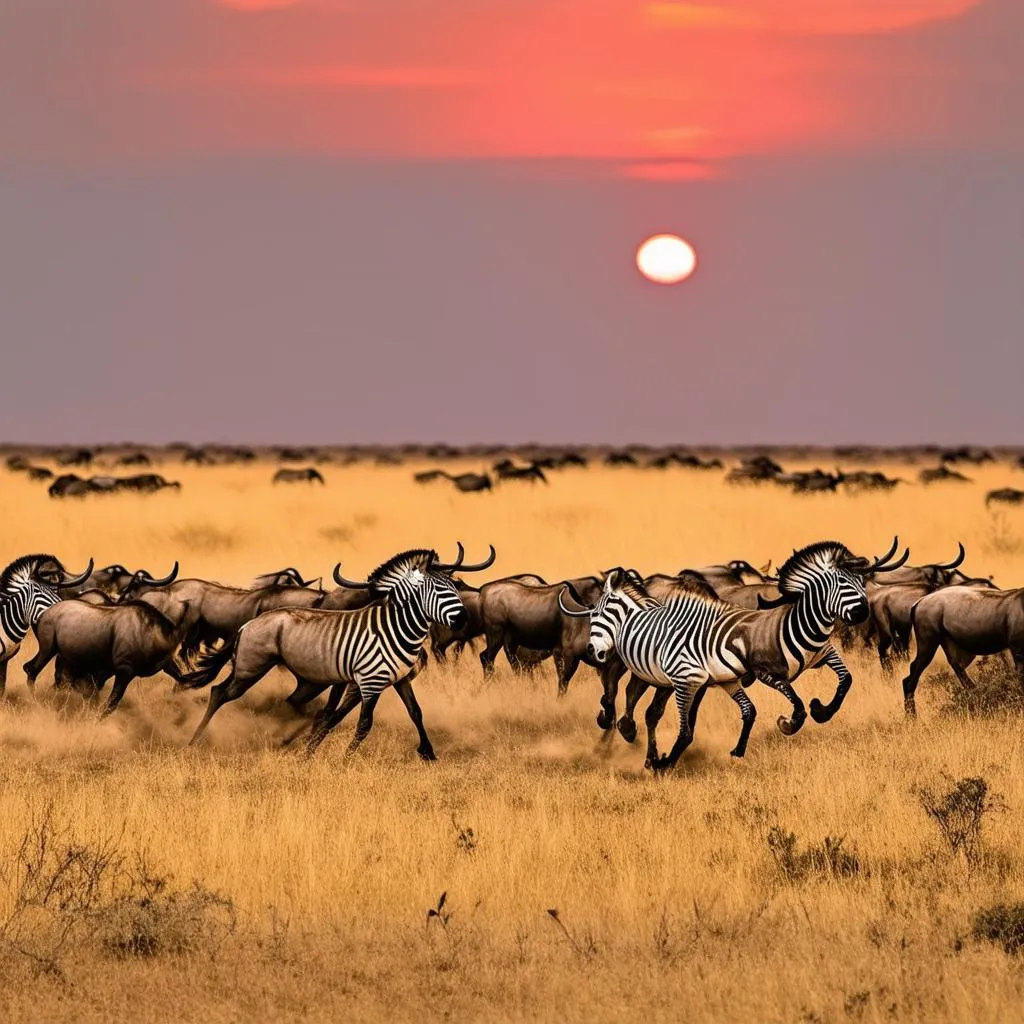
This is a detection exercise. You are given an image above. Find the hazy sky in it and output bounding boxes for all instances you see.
[2,0,1022,444]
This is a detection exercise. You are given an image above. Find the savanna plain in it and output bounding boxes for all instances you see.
[1,454,1023,1024]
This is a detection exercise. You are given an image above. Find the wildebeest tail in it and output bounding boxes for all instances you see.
[177,634,238,688]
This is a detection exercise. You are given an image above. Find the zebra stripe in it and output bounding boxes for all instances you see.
[0,579,62,652]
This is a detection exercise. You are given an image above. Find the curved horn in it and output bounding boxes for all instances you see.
[868,536,900,569]
[431,541,466,573]
[143,561,179,587]
[931,542,966,572]
[558,584,592,618]
[867,546,911,574]
[458,544,496,573]
[333,563,371,589]
[60,558,94,588]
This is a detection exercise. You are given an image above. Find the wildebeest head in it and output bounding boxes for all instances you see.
[61,562,134,597]
[251,567,321,590]
[332,543,496,630]
[559,567,656,664]
[758,537,909,625]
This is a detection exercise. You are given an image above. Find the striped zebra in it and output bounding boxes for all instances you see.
[0,554,94,696]
[188,545,495,757]
[560,539,907,770]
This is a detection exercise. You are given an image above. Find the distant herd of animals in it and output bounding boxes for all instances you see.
[5,444,1024,506]
[0,532,1019,768]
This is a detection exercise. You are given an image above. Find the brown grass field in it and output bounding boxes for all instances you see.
[0,455,1023,1022]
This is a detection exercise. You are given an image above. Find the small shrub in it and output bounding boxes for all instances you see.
[972,903,1024,955]
[545,908,597,961]
[918,775,1004,868]
[451,817,477,854]
[171,524,235,553]
[767,826,860,881]
[983,513,1022,557]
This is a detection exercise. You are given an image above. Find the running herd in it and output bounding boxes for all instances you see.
[0,535,1019,769]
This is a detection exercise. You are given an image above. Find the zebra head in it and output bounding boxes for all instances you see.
[763,537,909,625]
[334,543,496,630]
[0,554,93,635]
[559,568,651,664]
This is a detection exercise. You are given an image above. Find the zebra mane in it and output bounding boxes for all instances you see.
[0,553,60,594]
[777,541,854,593]
[368,549,437,592]
[609,570,661,609]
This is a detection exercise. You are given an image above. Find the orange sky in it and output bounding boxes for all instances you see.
[3,0,1006,172]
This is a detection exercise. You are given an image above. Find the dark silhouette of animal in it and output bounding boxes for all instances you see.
[442,472,492,493]
[0,555,93,696]
[25,599,197,716]
[903,586,1024,716]
[842,471,904,492]
[273,467,325,485]
[726,455,783,484]
[414,469,447,483]
[187,545,495,757]
[57,448,93,467]
[117,474,180,493]
[604,451,638,466]
[59,563,138,601]
[26,466,53,481]
[48,474,92,497]
[919,465,971,484]
[114,452,151,467]
[495,461,547,483]
[987,488,1024,508]
[940,447,994,465]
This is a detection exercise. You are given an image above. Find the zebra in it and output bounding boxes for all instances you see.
[0,554,94,696]
[187,544,496,757]
[559,539,908,770]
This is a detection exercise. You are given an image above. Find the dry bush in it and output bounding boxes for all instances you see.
[918,775,1005,868]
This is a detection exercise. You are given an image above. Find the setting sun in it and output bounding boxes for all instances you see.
[636,234,698,284]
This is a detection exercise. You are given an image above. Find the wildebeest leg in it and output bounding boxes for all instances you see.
[344,691,382,757]
[393,678,436,761]
[99,672,134,718]
[809,648,853,724]
[596,658,626,731]
[722,680,758,758]
[0,657,8,699]
[480,626,504,678]
[761,675,807,735]
[643,686,674,768]
[556,651,580,696]
[286,677,328,715]
[24,639,56,692]
[650,674,706,772]
[941,639,976,691]
[189,662,276,746]
[902,627,942,718]
[616,673,650,743]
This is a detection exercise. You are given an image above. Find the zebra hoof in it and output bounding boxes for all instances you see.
[776,714,805,736]
[616,718,638,744]
[809,698,835,724]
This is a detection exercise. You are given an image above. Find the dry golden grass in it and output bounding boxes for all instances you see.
[1,456,1023,1023]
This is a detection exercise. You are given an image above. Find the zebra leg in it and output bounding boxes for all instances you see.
[650,675,704,772]
[596,657,626,731]
[99,672,134,718]
[345,691,383,758]
[723,680,757,758]
[809,648,853,724]
[616,674,650,743]
[0,656,8,699]
[761,676,807,735]
[394,678,436,761]
[643,686,673,768]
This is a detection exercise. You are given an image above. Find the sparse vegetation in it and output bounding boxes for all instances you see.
[0,456,1022,1021]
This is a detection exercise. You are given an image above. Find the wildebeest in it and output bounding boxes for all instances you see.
[59,563,138,601]
[57,448,93,467]
[24,598,198,715]
[118,562,331,686]
[0,555,94,696]
[919,465,971,484]
[902,586,1024,715]
[986,488,1024,508]
[774,469,843,494]
[414,469,447,483]
[648,452,723,470]
[187,545,495,757]
[250,567,320,590]
[442,472,492,493]
[273,467,325,485]
[477,574,623,696]
[26,466,54,481]
[726,455,783,484]
[841,470,904,492]
[604,451,638,466]
[430,572,548,663]
[940,447,994,465]
[114,452,151,467]
[117,473,180,493]
[494,461,548,483]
